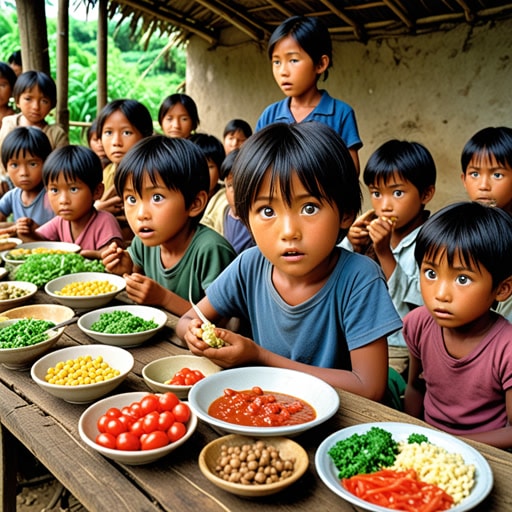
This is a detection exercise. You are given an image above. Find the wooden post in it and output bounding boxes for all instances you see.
[97,0,108,115]
[56,0,70,133]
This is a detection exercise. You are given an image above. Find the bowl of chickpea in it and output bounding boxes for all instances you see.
[0,281,38,312]
[44,272,127,310]
[198,434,309,497]
[30,344,134,403]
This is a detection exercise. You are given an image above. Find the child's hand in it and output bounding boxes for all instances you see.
[15,217,36,236]
[101,242,132,275]
[368,215,396,254]
[123,273,167,306]
[346,209,375,252]
[95,195,123,215]
[184,320,260,368]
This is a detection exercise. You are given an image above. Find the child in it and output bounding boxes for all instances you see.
[0,127,54,230]
[7,50,22,77]
[460,126,512,322]
[222,119,252,155]
[201,149,255,254]
[177,122,402,401]
[158,93,199,139]
[189,132,225,197]
[343,140,436,377]
[86,119,109,169]
[101,135,237,316]
[255,16,362,173]
[0,62,16,128]
[94,99,154,232]
[0,71,68,178]
[21,145,123,259]
[403,201,512,449]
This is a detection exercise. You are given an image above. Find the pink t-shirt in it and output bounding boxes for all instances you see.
[36,209,122,251]
[404,306,512,434]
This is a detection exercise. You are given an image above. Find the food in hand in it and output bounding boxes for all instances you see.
[198,322,225,348]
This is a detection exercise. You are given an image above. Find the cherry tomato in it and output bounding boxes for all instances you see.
[140,430,169,450]
[142,411,160,434]
[106,407,122,418]
[105,418,127,437]
[96,432,116,449]
[172,403,190,423]
[167,422,186,442]
[117,414,135,430]
[169,375,185,385]
[129,402,143,419]
[158,392,180,412]
[157,411,175,431]
[97,414,110,433]
[130,419,145,438]
[140,394,160,415]
[116,432,141,451]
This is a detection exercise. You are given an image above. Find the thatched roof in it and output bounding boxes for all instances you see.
[82,1,512,46]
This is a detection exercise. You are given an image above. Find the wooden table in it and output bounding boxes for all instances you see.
[1,291,512,512]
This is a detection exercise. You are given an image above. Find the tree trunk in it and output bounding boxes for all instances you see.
[16,0,50,75]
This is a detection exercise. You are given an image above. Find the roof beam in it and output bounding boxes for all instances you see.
[454,0,475,22]
[381,0,414,29]
[317,0,365,40]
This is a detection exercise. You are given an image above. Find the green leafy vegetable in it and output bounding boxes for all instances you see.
[0,318,56,348]
[90,310,158,334]
[14,253,105,287]
[327,426,398,479]
[407,433,429,444]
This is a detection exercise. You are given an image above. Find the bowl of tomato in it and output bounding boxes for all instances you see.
[78,391,198,465]
[142,354,222,398]
[188,366,340,438]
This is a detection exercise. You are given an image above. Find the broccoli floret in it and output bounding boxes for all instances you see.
[327,426,398,479]
[407,433,429,444]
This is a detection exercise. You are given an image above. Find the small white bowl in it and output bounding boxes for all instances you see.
[0,237,22,254]
[31,344,134,404]
[0,303,75,323]
[142,355,222,399]
[45,272,126,310]
[1,241,80,266]
[78,391,198,465]
[188,366,340,437]
[77,305,168,347]
[0,281,38,313]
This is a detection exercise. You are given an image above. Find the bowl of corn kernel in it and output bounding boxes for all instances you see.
[44,272,127,310]
[31,344,134,403]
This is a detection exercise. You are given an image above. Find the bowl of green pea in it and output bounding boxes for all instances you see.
[77,305,169,347]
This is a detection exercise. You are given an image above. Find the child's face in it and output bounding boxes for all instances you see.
[368,173,434,229]
[206,159,220,197]
[0,76,12,108]
[224,173,236,211]
[16,85,52,125]
[101,110,144,164]
[223,129,247,154]
[248,171,350,282]
[461,153,512,215]
[122,173,202,248]
[160,103,194,139]
[47,174,101,222]
[419,251,498,329]
[6,151,44,192]
[271,36,327,98]
[89,132,107,160]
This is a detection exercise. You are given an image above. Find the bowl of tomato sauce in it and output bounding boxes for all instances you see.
[188,366,340,437]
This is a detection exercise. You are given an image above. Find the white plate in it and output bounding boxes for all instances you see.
[315,422,493,512]
[1,241,80,265]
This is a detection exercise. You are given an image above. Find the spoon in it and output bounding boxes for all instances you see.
[45,316,79,336]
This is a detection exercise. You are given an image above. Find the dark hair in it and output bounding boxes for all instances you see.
[0,61,17,89]
[189,133,225,171]
[42,145,103,192]
[232,121,361,241]
[158,93,199,131]
[415,201,512,288]
[114,135,210,224]
[86,119,99,143]
[219,148,239,181]
[96,99,154,139]
[363,139,437,195]
[223,119,253,139]
[7,50,21,66]
[461,126,512,174]
[268,16,332,81]
[13,71,57,108]
[1,126,52,168]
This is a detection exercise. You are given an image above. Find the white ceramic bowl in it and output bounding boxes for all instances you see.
[142,355,222,399]
[31,344,134,404]
[1,241,80,266]
[77,305,168,347]
[45,272,126,310]
[199,434,309,497]
[0,237,22,253]
[315,422,493,512]
[0,304,75,370]
[0,281,38,313]
[188,366,340,437]
[78,391,198,465]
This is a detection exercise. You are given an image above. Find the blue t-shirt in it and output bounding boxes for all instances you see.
[223,209,255,254]
[255,90,362,150]
[0,187,54,225]
[207,247,401,369]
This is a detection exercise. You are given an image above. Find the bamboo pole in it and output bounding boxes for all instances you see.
[56,0,69,132]
[97,0,108,114]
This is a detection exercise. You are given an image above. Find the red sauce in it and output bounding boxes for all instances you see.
[208,386,316,427]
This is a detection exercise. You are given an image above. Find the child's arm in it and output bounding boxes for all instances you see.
[404,354,425,418]
[101,241,134,275]
[80,238,124,261]
[368,215,397,279]
[123,272,191,316]
[15,217,45,242]
[345,209,375,253]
